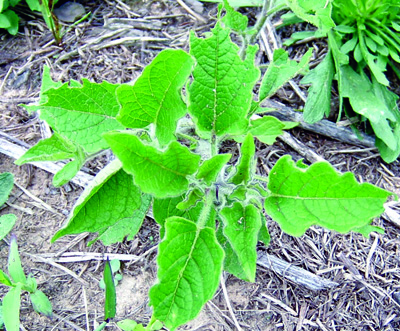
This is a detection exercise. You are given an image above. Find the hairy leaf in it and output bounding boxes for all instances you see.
[222,0,248,32]
[25,80,124,154]
[265,155,392,236]
[302,51,335,123]
[104,132,200,198]
[247,116,285,145]
[259,48,312,102]
[230,133,255,185]
[189,22,260,139]
[15,133,77,165]
[117,50,194,146]
[196,154,231,185]
[149,217,224,330]
[220,202,261,281]
[52,160,145,243]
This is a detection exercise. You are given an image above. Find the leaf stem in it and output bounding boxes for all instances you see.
[197,190,215,229]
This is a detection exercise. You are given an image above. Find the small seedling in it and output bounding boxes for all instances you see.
[0,235,52,331]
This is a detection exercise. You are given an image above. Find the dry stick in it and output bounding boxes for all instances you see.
[220,273,243,331]
[176,0,207,23]
[261,100,376,148]
[52,312,87,331]
[278,131,325,163]
[257,252,339,291]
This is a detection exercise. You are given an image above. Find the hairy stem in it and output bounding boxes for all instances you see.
[197,189,215,229]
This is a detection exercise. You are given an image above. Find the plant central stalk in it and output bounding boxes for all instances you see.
[197,189,215,229]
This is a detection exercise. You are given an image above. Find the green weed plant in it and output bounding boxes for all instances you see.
[15,2,394,329]
[283,0,400,163]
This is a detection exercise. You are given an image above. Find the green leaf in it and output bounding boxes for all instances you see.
[340,65,397,150]
[259,48,312,102]
[196,154,231,185]
[8,235,26,284]
[200,0,263,6]
[222,0,248,32]
[265,155,392,236]
[23,274,37,293]
[248,116,285,145]
[91,193,151,246]
[15,133,77,165]
[30,290,52,318]
[25,80,124,154]
[25,0,41,11]
[188,22,260,139]
[0,9,19,35]
[104,259,117,320]
[40,65,63,96]
[3,284,21,331]
[230,133,255,185]
[52,150,85,187]
[302,50,334,123]
[104,132,200,198]
[286,0,335,35]
[0,172,14,207]
[220,202,261,281]
[116,50,194,146]
[52,160,144,243]
[0,269,12,286]
[340,35,358,54]
[283,31,316,46]
[176,189,204,210]
[258,215,270,247]
[117,319,146,331]
[149,217,224,330]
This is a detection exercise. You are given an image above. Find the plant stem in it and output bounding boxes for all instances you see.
[197,189,215,229]
[211,134,218,157]
[94,321,107,331]
[248,0,273,45]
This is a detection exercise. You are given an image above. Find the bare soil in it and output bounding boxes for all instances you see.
[0,1,399,330]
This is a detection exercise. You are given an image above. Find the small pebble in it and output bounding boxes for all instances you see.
[53,2,86,23]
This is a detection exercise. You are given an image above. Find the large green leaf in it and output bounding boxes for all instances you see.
[302,50,335,123]
[340,65,397,150]
[259,48,312,102]
[149,217,224,330]
[0,172,13,206]
[265,155,392,236]
[104,132,200,198]
[25,80,124,154]
[220,202,261,281]
[188,22,260,139]
[52,160,145,243]
[246,116,285,145]
[230,133,255,185]
[117,50,194,146]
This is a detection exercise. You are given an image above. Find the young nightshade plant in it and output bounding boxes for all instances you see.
[16,1,393,329]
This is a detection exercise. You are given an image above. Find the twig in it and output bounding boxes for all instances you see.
[220,273,243,331]
[278,131,325,163]
[176,0,207,23]
[261,100,376,148]
[257,252,339,291]
[52,312,86,331]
